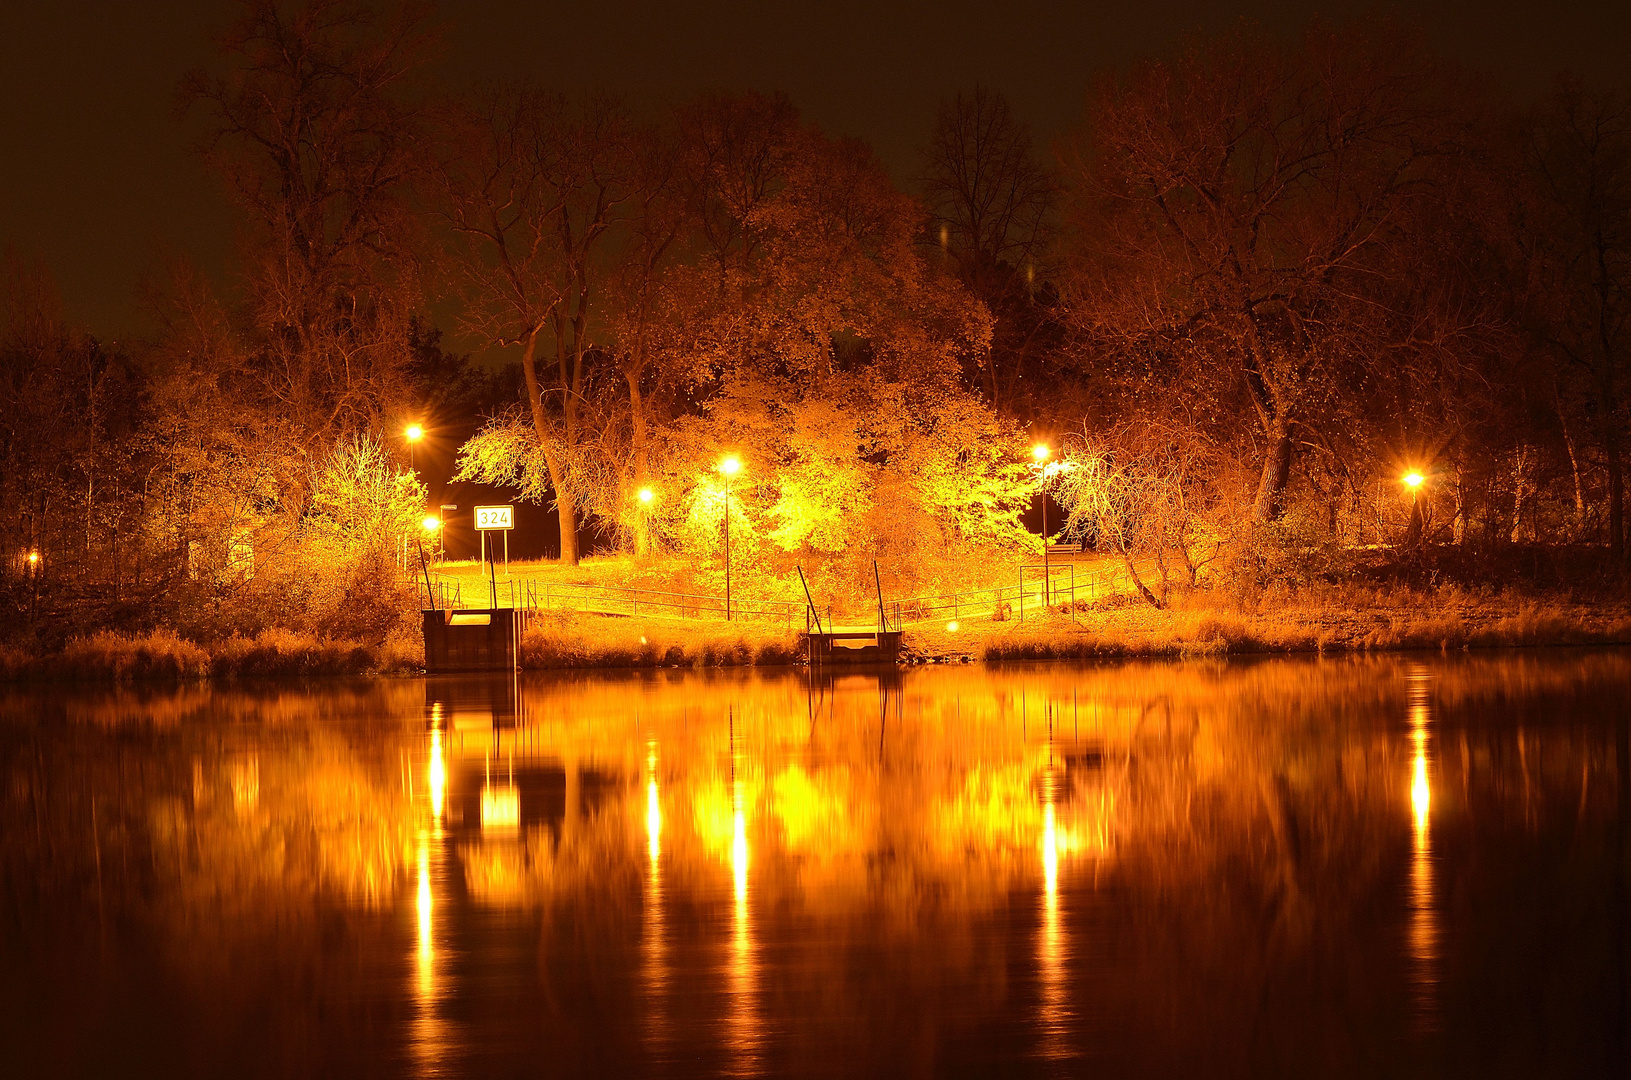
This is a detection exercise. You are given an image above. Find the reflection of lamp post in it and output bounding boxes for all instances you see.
[1403,470,1425,546]
[720,456,741,620]
[1033,444,1051,605]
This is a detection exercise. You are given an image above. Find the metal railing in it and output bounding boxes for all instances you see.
[422,555,1160,633]
[889,563,1129,626]
[426,574,806,626]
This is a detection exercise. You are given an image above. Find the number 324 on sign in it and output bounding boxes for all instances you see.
[474,505,514,530]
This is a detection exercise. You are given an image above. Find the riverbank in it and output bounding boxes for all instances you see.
[911,592,1631,662]
[5,586,1628,682]
[0,629,424,682]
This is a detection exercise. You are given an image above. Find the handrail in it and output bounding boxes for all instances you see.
[427,572,804,625]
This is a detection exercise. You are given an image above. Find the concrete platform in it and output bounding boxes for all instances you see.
[802,626,903,665]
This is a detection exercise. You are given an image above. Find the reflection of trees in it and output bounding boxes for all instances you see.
[4,653,1630,1072]
[0,681,422,923]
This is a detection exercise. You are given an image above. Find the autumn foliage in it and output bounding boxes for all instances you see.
[3,3,1630,647]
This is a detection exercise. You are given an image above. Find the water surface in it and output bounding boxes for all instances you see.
[3,654,1629,1077]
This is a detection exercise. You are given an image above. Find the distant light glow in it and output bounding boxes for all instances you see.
[27,550,39,565]
[720,455,742,477]
[406,424,424,442]
[1403,470,1425,489]
[946,620,960,632]
[421,515,441,532]
[1032,443,1050,462]
[637,486,655,504]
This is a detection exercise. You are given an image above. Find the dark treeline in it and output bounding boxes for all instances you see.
[2,0,1628,646]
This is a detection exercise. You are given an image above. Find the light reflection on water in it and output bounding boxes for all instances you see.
[2,653,1629,1078]
[411,712,455,1078]
[726,715,760,1076]
[1407,664,1439,1034]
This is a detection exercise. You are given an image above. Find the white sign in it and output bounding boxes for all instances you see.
[474,505,514,531]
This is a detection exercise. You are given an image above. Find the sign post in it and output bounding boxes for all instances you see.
[474,505,515,578]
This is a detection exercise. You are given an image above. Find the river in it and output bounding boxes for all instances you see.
[2,653,1628,1077]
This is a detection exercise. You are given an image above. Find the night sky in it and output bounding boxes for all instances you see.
[3,0,1627,341]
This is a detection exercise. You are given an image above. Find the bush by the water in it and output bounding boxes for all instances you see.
[0,628,422,682]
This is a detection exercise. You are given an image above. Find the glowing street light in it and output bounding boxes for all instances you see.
[720,456,742,620]
[1032,443,1050,463]
[27,550,40,568]
[1402,470,1425,546]
[422,515,441,533]
[637,486,655,505]
[405,423,425,475]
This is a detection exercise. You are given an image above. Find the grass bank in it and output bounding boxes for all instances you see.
[901,586,1631,663]
[8,583,1628,682]
[518,612,801,669]
[0,628,423,683]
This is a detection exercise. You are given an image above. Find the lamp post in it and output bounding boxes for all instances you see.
[401,425,429,569]
[720,456,741,620]
[1033,444,1051,606]
[636,486,655,558]
[405,423,424,472]
[1403,470,1425,546]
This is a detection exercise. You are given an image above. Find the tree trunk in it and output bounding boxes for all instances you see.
[520,327,580,566]
[1599,361,1623,560]
[1609,437,1625,561]
[626,366,650,557]
[1120,547,1165,610]
[1252,423,1293,524]
[1451,464,1467,545]
[1510,446,1530,544]
[1556,378,1587,531]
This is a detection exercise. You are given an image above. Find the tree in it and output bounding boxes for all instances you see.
[1053,422,1227,609]
[0,252,147,618]
[435,89,658,565]
[918,86,1058,412]
[1062,23,1457,526]
[1528,80,1631,559]
[179,0,436,447]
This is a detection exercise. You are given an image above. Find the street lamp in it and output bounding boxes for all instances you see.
[720,456,741,620]
[634,486,656,558]
[1033,444,1051,606]
[405,424,424,472]
[1402,470,1425,546]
